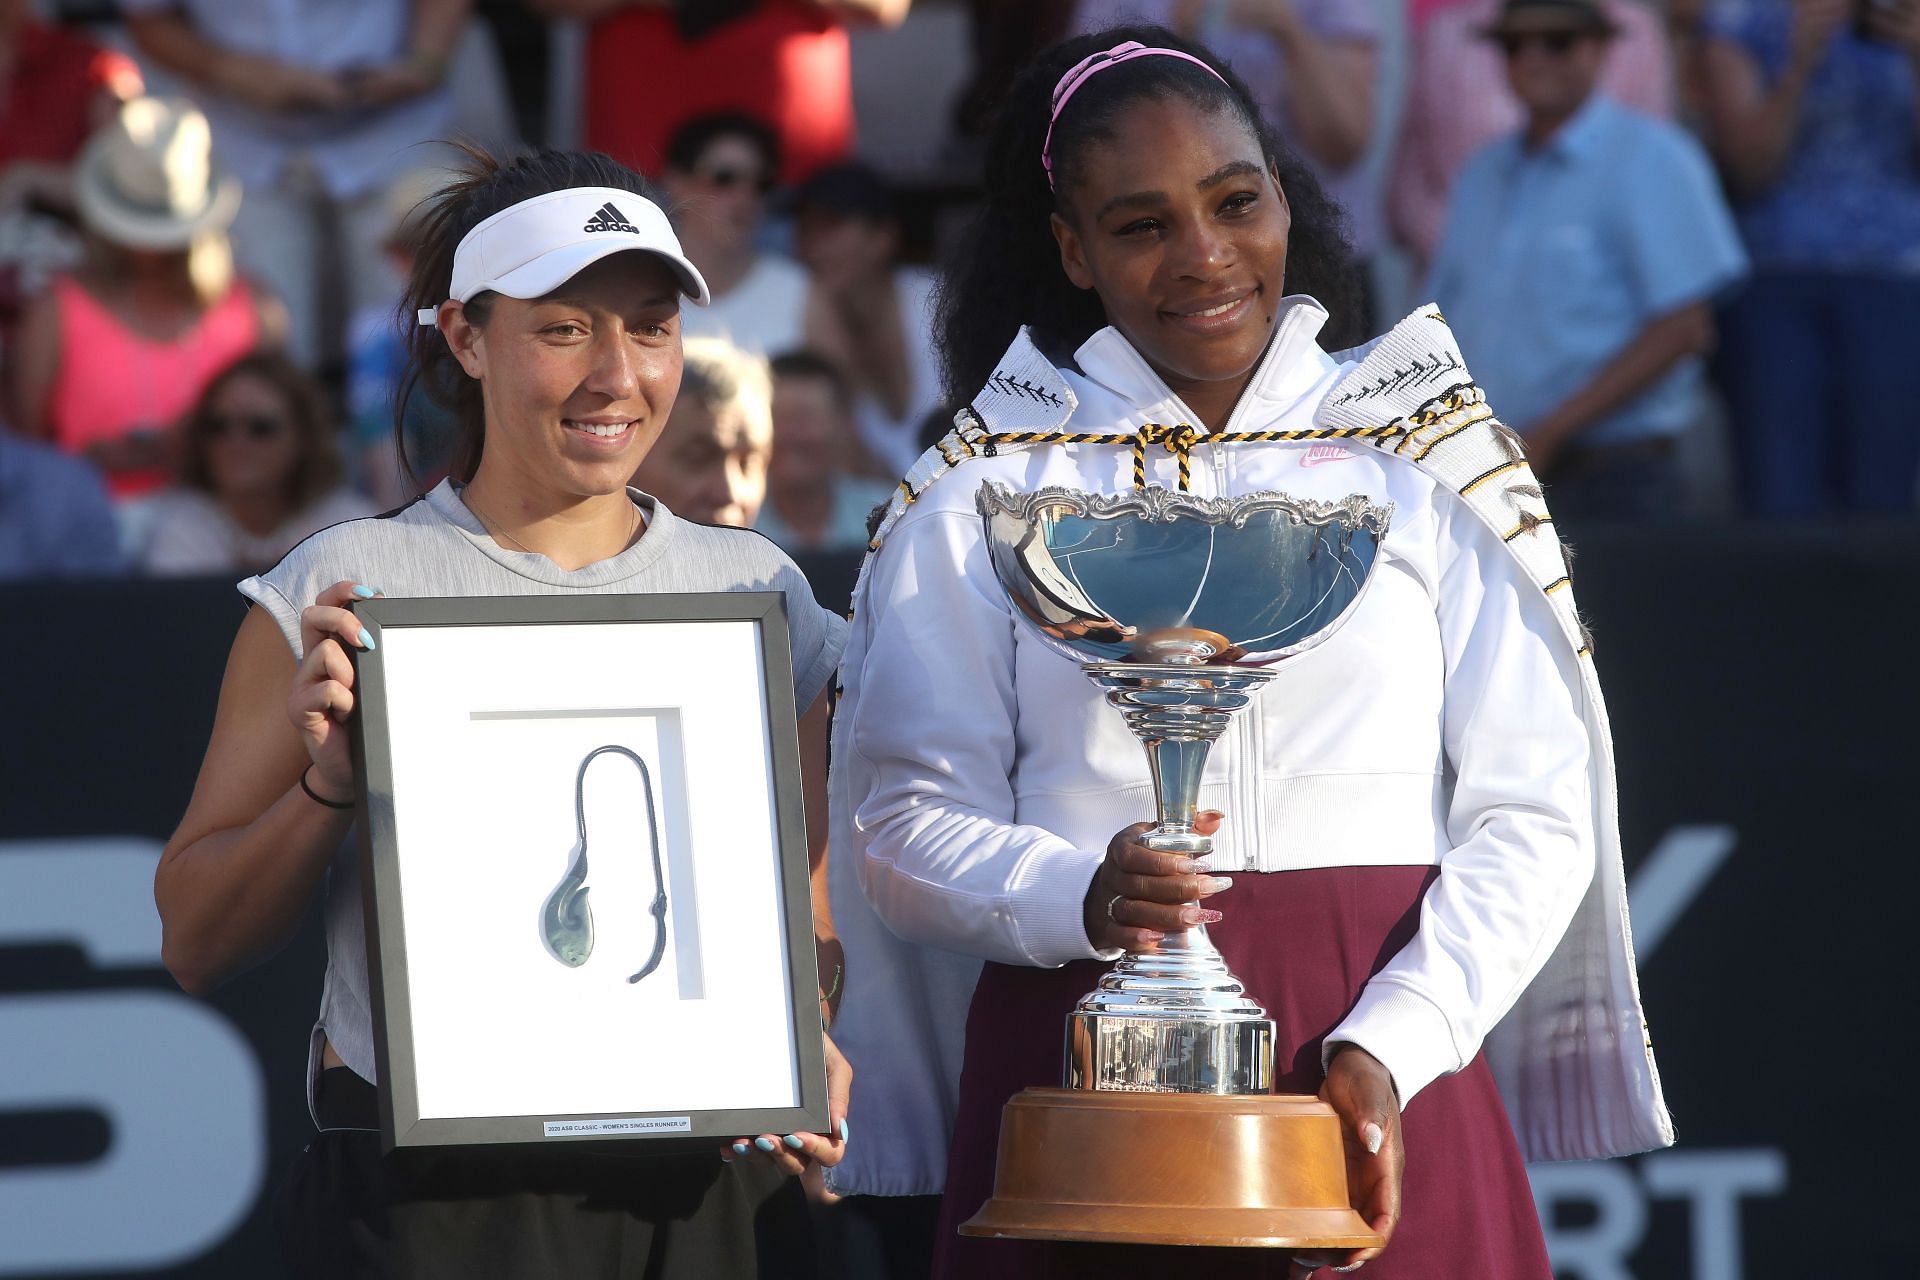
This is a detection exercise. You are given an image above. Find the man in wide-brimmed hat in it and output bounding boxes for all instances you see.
[1424,0,1749,523]
[1479,0,1622,149]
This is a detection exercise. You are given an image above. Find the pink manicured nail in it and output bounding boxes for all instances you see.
[1198,909,1224,924]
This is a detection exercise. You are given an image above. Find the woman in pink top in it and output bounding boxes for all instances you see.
[10,97,283,498]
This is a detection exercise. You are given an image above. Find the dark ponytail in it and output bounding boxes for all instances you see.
[933,24,1357,407]
[396,145,660,491]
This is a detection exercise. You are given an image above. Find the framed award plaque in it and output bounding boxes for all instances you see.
[348,591,826,1151]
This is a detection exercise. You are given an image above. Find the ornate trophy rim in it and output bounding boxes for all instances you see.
[975,478,1393,537]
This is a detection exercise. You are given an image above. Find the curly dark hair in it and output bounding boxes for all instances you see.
[397,145,662,489]
[933,24,1358,407]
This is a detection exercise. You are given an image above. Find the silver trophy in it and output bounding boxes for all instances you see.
[978,479,1392,1094]
[963,480,1393,1248]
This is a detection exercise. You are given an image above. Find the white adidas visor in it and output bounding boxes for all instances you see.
[416,186,710,326]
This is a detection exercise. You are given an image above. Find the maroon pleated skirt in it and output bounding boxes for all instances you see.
[932,866,1551,1280]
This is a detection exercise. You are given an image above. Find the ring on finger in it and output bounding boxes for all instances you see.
[1106,893,1125,922]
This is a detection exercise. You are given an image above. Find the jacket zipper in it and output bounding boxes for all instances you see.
[1198,306,1312,872]
[1207,439,1262,872]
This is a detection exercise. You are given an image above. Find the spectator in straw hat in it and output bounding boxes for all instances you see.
[8,97,283,500]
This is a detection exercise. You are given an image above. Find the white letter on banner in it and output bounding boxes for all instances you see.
[1641,1149,1788,1280]
[0,839,266,1274]
[1530,1161,1647,1280]
[1627,824,1737,962]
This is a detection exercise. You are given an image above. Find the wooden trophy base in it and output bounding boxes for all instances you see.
[959,1088,1383,1250]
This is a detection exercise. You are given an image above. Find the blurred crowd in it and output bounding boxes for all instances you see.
[3,0,1917,587]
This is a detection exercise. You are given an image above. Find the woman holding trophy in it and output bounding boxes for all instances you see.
[154,148,849,1276]
[829,25,1672,1278]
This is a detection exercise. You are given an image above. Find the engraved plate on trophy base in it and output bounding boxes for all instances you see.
[1066,1011,1274,1094]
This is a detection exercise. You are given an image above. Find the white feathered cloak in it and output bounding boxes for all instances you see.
[824,305,1673,1196]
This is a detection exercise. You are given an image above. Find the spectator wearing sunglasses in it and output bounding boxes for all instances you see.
[139,352,376,576]
[662,112,812,359]
[1388,0,1673,277]
[1426,0,1747,523]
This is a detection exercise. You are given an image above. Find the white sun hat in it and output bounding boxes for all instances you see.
[73,97,241,251]
[417,186,710,325]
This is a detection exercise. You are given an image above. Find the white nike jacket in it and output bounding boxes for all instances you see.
[824,299,1672,1197]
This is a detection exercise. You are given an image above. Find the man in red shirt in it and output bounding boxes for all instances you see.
[535,0,909,184]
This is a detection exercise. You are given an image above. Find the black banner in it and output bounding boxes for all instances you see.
[1,524,1912,1277]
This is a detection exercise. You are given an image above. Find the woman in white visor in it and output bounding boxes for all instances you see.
[154,148,850,1278]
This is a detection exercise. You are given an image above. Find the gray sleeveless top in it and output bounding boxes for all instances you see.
[239,480,846,1121]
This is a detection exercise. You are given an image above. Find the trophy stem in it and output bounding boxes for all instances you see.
[1141,735,1211,836]
[1065,663,1283,1095]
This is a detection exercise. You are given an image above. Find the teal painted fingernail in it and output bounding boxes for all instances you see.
[753,1137,776,1153]
[838,1118,849,1143]
[732,1141,749,1154]
[358,629,375,650]
[351,585,377,599]
[782,1133,805,1150]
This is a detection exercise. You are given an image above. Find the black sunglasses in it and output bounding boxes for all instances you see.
[200,412,288,441]
[697,165,773,195]
[1496,29,1584,55]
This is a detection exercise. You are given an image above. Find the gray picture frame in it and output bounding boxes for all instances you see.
[348,591,826,1152]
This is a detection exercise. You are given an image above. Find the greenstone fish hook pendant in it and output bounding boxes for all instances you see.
[538,744,669,982]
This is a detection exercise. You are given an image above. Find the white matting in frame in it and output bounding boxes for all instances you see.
[351,592,825,1149]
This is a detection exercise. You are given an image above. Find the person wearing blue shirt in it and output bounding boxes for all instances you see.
[0,428,125,582]
[1698,0,1920,515]
[1429,0,1749,521]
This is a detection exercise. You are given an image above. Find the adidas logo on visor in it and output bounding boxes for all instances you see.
[583,202,640,234]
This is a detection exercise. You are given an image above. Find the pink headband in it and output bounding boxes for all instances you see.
[1041,41,1230,191]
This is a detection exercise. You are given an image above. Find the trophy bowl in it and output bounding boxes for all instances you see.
[978,481,1390,670]
[960,480,1392,1251]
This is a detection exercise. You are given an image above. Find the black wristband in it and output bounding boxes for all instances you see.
[301,765,355,811]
